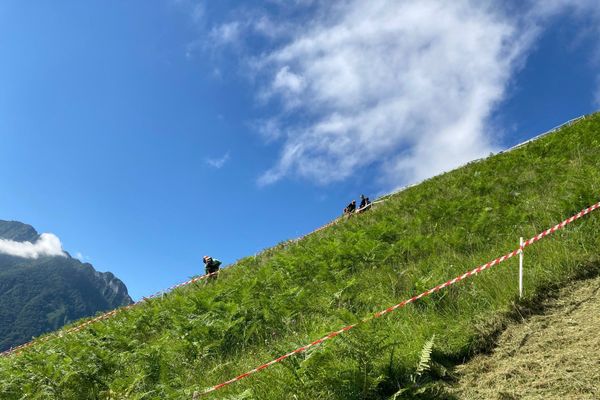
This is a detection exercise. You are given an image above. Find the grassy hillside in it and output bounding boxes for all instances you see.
[1,113,599,399]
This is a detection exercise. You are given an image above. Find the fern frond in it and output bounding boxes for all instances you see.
[415,334,435,377]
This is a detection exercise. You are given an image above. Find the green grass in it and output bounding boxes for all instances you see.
[1,114,600,399]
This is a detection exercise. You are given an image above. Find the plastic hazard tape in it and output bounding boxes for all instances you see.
[0,270,220,357]
[522,203,600,246]
[198,200,600,396]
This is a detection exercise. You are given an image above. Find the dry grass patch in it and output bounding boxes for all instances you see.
[451,275,600,400]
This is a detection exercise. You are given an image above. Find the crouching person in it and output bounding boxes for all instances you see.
[344,200,357,217]
[203,255,222,281]
[358,194,371,212]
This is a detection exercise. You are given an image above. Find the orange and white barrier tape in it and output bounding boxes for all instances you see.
[198,200,600,396]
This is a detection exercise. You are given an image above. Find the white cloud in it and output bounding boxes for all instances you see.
[258,66,307,109]
[253,0,600,187]
[210,22,241,46]
[252,15,292,40]
[253,118,283,142]
[529,0,600,19]
[205,151,230,169]
[195,0,600,189]
[75,252,91,262]
[273,66,305,94]
[251,0,526,186]
[199,13,296,55]
[0,233,66,259]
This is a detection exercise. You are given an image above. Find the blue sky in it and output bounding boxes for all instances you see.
[0,0,599,300]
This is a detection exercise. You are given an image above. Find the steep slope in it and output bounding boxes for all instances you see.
[0,221,133,352]
[0,113,599,400]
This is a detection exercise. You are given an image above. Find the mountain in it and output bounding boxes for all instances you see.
[0,220,39,242]
[0,113,599,399]
[0,220,132,352]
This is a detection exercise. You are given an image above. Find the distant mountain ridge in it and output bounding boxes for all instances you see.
[0,220,39,242]
[0,220,132,352]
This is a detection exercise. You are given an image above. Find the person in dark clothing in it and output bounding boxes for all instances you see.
[344,200,357,215]
[359,194,371,210]
[203,255,222,279]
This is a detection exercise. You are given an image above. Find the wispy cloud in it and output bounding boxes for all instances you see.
[205,151,230,169]
[209,22,242,46]
[252,118,283,143]
[0,233,66,259]
[529,0,600,19]
[75,252,91,262]
[252,1,525,187]
[189,0,600,189]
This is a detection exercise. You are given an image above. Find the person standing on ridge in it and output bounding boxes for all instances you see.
[203,255,222,280]
[359,194,371,211]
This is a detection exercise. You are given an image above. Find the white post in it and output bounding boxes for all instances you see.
[519,237,524,299]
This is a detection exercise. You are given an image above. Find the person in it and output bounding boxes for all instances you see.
[344,200,357,215]
[203,255,222,279]
[359,194,371,210]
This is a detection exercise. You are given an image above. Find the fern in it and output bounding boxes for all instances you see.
[390,335,437,399]
[414,334,435,379]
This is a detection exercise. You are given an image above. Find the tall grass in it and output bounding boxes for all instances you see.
[1,114,599,399]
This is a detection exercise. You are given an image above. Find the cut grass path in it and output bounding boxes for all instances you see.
[451,274,600,399]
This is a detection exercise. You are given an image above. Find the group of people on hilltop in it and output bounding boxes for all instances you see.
[203,194,373,278]
[344,194,371,216]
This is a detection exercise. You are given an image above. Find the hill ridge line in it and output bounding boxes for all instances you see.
[0,112,593,359]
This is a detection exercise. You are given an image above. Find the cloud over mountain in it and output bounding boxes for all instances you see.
[0,233,66,259]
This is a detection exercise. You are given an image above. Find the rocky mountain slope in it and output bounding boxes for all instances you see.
[0,220,132,352]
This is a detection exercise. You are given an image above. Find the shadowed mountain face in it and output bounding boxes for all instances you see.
[0,221,38,242]
[0,220,132,352]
